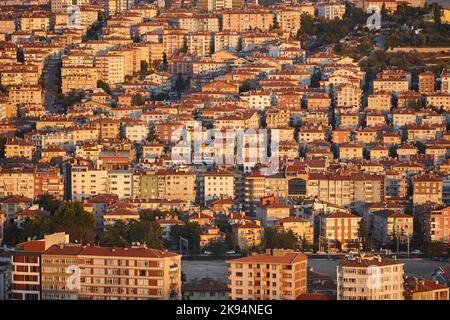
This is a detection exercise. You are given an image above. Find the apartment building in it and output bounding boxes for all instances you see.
[95,53,125,85]
[441,69,450,94]
[178,14,219,32]
[19,14,50,32]
[187,32,211,58]
[418,71,435,94]
[372,212,413,245]
[318,2,346,20]
[320,211,361,250]
[227,249,307,300]
[367,91,392,111]
[275,217,314,245]
[221,9,274,33]
[197,170,235,205]
[424,206,450,243]
[337,255,404,300]
[277,8,302,37]
[214,31,240,53]
[0,64,40,87]
[335,84,361,107]
[7,85,42,105]
[105,0,134,17]
[62,66,98,94]
[5,139,36,160]
[39,242,181,300]
[235,221,263,250]
[413,174,443,205]
[0,168,35,200]
[404,276,449,300]
[426,93,450,111]
[11,233,69,300]
[71,166,109,201]
[156,168,196,202]
[198,0,243,11]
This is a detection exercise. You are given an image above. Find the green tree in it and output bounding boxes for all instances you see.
[207,239,227,255]
[422,241,447,258]
[358,219,371,251]
[103,220,129,247]
[131,93,144,106]
[263,227,298,249]
[175,73,185,93]
[153,92,171,101]
[53,202,96,244]
[140,60,150,76]
[170,222,202,255]
[239,80,252,93]
[162,52,169,72]
[97,80,111,95]
[35,194,62,215]
[2,223,25,246]
[139,209,167,222]
[22,216,55,241]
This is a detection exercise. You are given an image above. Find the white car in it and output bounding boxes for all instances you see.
[203,251,213,255]
[226,250,236,255]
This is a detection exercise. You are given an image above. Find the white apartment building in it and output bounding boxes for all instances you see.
[337,255,405,300]
[71,166,108,201]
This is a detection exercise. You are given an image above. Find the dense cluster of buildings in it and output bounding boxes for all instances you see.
[0,0,449,301]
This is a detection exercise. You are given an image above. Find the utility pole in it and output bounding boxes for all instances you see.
[407,236,410,259]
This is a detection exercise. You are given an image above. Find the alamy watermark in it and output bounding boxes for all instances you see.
[366,6,382,30]
[170,121,280,175]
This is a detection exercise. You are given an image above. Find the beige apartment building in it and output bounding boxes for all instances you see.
[19,14,50,32]
[367,91,392,111]
[426,93,450,111]
[0,18,16,34]
[413,175,443,205]
[214,31,240,53]
[337,255,405,300]
[307,172,385,214]
[199,170,235,205]
[318,2,346,20]
[0,168,35,199]
[41,244,181,300]
[5,139,36,160]
[424,207,450,244]
[221,9,274,33]
[320,211,361,250]
[372,212,413,245]
[95,52,125,85]
[339,143,364,160]
[373,78,409,93]
[7,85,42,105]
[178,14,219,33]
[335,84,362,107]
[0,64,40,87]
[418,71,435,94]
[187,32,211,58]
[277,8,302,37]
[227,249,307,300]
[156,169,196,202]
[71,166,109,201]
[62,67,98,94]
[235,221,264,250]
[275,217,314,245]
